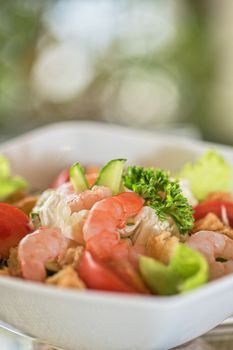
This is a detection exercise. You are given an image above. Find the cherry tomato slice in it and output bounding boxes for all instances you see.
[0,203,31,259]
[194,200,233,227]
[78,251,137,293]
[107,258,150,294]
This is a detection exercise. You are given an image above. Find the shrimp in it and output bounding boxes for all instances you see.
[187,230,233,280]
[83,192,144,267]
[62,185,112,213]
[83,192,144,241]
[18,227,69,282]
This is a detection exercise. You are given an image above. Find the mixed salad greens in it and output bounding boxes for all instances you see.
[0,150,232,296]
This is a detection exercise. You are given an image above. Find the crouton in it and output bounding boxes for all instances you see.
[192,212,233,240]
[46,265,85,289]
[146,231,179,265]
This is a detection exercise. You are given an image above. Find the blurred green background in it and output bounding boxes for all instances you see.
[0,0,232,144]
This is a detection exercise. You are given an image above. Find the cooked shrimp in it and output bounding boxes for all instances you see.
[18,227,69,282]
[192,213,233,240]
[83,192,144,241]
[187,230,233,280]
[65,185,112,213]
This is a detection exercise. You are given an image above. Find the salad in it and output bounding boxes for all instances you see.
[0,150,232,296]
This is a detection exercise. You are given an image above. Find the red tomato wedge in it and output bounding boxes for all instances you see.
[0,203,31,259]
[78,251,137,293]
[51,168,70,188]
[107,258,150,294]
[128,244,146,268]
[194,201,233,227]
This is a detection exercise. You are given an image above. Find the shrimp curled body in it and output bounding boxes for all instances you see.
[59,185,112,213]
[18,227,69,282]
[83,192,144,241]
[187,230,233,280]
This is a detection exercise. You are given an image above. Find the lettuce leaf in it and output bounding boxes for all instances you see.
[177,150,231,201]
[139,257,180,295]
[0,155,27,199]
[170,244,208,293]
[139,243,208,295]
[0,155,10,178]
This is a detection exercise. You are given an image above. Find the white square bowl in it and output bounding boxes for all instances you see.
[0,121,233,350]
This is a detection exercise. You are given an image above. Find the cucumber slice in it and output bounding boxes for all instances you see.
[95,159,126,195]
[70,163,89,192]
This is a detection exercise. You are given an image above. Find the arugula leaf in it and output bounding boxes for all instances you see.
[123,166,194,234]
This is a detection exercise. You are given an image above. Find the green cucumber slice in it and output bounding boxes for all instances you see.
[70,163,89,192]
[95,159,126,195]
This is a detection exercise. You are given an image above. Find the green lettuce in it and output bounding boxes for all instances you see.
[0,155,27,199]
[30,189,54,228]
[177,150,231,201]
[170,244,209,293]
[139,243,208,295]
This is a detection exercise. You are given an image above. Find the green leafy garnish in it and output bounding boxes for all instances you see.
[177,150,231,201]
[0,155,27,199]
[139,243,208,295]
[123,166,193,234]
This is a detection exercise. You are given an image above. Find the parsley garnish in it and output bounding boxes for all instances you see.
[123,166,194,234]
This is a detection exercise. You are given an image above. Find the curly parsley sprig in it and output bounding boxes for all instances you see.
[123,166,194,234]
